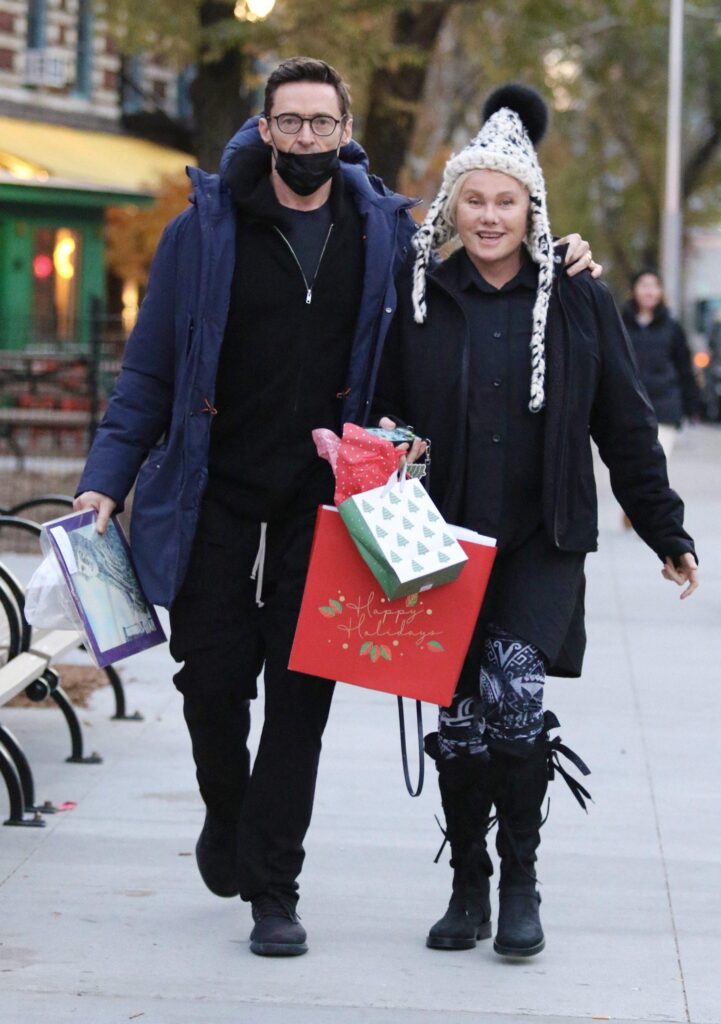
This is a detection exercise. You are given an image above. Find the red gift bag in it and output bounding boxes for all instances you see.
[289,507,496,707]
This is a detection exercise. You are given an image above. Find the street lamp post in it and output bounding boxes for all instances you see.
[661,0,684,316]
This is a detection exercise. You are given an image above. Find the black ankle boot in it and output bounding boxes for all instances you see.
[250,893,308,957]
[425,736,494,951]
[196,812,239,898]
[495,885,544,957]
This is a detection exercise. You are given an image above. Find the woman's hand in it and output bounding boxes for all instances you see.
[379,416,427,464]
[73,491,117,535]
[557,234,603,279]
[662,552,699,599]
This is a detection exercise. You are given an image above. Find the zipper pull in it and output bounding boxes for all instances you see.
[306,289,312,305]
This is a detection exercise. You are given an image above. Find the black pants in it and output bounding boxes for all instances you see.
[169,498,334,904]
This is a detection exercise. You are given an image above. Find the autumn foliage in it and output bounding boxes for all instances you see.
[105,172,192,287]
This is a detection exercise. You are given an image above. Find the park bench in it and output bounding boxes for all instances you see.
[0,498,143,827]
[0,623,93,827]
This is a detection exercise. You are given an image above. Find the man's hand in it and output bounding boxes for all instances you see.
[662,552,699,600]
[557,234,603,279]
[73,491,117,535]
[379,416,427,464]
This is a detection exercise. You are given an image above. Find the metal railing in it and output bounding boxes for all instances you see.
[0,304,127,464]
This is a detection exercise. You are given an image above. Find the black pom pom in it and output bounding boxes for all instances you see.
[482,84,549,145]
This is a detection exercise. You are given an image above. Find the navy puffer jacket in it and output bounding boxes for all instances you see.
[77,118,418,606]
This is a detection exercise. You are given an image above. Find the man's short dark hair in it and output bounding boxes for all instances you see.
[264,57,351,118]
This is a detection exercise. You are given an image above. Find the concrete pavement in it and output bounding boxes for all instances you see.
[1,425,720,1024]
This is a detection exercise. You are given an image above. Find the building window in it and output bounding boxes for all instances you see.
[151,78,167,104]
[121,54,144,115]
[31,227,82,346]
[75,0,93,97]
[177,66,195,123]
[26,0,46,50]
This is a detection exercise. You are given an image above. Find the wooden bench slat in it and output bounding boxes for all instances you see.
[29,629,82,662]
[0,652,50,704]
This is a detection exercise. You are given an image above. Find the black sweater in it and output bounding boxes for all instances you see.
[206,161,364,521]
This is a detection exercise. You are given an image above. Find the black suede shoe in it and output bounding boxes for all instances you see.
[250,893,308,957]
[195,812,238,898]
[494,886,544,957]
[427,891,492,950]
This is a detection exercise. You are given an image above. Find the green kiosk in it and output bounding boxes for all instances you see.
[0,115,193,353]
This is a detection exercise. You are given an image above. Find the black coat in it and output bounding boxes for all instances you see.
[621,302,701,427]
[372,250,696,676]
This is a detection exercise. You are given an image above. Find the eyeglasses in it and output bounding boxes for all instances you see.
[267,113,344,137]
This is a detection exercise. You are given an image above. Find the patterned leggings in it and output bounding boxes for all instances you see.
[437,627,546,761]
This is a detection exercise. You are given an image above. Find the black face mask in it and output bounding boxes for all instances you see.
[273,147,340,196]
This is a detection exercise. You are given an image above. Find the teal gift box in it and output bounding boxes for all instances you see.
[338,473,468,600]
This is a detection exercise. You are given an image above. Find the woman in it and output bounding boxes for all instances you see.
[622,270,701,460]
[373,85,698,960]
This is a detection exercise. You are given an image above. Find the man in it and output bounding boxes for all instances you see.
[74,57,598,957]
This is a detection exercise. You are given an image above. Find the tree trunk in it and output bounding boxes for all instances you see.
[190,1,254,172]
[362,2,452,189]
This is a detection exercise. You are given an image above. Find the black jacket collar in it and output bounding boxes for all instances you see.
[429,244,540,296]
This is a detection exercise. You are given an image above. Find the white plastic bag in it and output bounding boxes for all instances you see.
[24,552,84,633]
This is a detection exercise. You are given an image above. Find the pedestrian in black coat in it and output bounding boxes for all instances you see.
[373,85,698,961]
[621,269,701,453]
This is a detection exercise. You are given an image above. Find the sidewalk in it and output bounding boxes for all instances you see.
[1,426,720,1024]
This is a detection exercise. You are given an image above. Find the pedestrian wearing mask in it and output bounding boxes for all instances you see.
[374,85,698,960]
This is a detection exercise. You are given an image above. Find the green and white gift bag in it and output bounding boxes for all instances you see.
[338,470,468,600]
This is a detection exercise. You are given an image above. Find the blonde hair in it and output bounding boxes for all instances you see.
[442,169,531,235]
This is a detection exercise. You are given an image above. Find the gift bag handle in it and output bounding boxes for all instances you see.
[397,696,425,797]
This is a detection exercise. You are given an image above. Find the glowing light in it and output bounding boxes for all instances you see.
[53,236,76,280]
[693,351,711,369]
[0,151,49,180]
[234,0,276,22]
[33,253,53,279]
[122,280,140,334]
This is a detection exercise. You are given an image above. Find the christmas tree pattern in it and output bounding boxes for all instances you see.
[347,473,467,589]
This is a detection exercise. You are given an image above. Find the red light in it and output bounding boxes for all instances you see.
[693,351,711,369]
[33,254,53,280]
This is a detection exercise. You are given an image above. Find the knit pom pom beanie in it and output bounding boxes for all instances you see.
[412,84,554,412]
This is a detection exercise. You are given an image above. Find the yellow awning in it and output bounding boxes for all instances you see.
[0,116,195,195]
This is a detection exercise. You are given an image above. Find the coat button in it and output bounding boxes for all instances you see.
[492,379,502,388]
[493,330,502,339]
[385,307,393,314]
[492,433,502,443]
